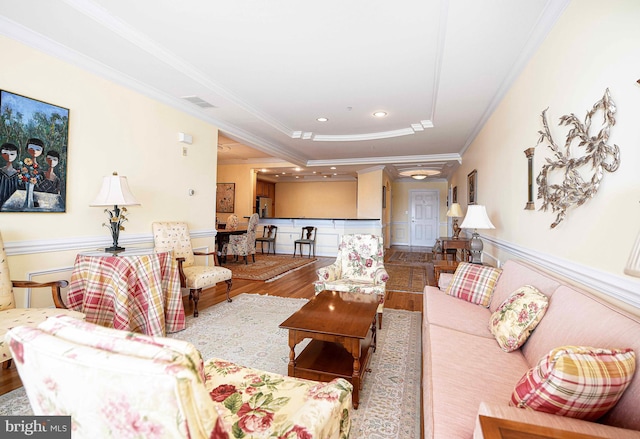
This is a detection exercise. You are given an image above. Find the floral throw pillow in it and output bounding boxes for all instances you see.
[489,285,549,352]
[511,346,636,421]
[445,262,502,307]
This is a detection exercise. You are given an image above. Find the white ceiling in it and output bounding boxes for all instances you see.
[0,0,569,182]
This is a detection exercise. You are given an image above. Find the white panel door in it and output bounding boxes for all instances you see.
[410,190,439,247]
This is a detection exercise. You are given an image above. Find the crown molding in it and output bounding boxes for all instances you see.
[307,153,462,168]
[459,0,570,155]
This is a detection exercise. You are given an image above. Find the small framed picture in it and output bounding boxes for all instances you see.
[452,186,458,203]
[467,170,477,205]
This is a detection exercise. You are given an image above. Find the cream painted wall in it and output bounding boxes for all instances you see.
[276,181,357,218]
[1,37,220,306]
[390,180,448,245]
[216,164,257,220]
[452,0,640,309]
[357,168,383,219]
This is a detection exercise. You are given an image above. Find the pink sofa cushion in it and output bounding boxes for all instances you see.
[511,346,636,421]
[423,324,530,438]
[445,262,502,307]
[423,286,494,339]
[489,285,549,352]
[489,260,560,313]
[522,286,640,430]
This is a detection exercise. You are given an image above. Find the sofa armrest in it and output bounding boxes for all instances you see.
[374,266,389,284]
[438,272,454,290]
[316,262,341,282]
[473,402,640,439]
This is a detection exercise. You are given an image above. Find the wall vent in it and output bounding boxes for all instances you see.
[182,96,216,108]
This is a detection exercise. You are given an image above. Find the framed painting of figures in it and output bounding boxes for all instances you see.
[0,90,69,212]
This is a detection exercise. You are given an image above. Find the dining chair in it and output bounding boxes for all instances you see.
[225,213,259,264]
[293,226,317,258]
[255,225,278,255]
[226,214,239,230]
[0,230,85,368]
[152,222,232,317]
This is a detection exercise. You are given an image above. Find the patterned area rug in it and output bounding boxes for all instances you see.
[387,251,433,264]
[0,294,422,439]
[223,254,317,281]
[386,264,432,292]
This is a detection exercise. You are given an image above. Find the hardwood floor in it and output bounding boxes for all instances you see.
[0,247,427,396]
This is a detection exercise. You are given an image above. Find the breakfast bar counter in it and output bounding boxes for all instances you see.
[254,218,381,257]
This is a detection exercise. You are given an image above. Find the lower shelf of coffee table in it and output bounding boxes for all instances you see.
[292,338,372,386]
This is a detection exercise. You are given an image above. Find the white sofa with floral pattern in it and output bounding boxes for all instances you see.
[6,315,353,439]
[314,234,388,327]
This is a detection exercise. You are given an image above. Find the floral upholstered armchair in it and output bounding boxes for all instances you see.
[314,234,388,328]
[6,315,353,439]
[0,230,85,367]
[225,213,260,264]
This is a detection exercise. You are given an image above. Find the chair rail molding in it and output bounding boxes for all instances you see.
[4,229,216,256]
[481,234,640,309]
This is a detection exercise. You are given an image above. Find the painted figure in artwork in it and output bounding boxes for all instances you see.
[0,142,20,207]
[25,138,44,168]
[39,150,62,194]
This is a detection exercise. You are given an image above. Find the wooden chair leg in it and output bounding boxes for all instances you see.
[225,279,233,302]
[191,288,202,317]
[378,311,383,329]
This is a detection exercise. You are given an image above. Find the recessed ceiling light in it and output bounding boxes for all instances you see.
[295,167,301,171]
[333,173,337,176]
[312,171,317,174]
[316,117,329,122]
[261,168,268,172]
[330,166,336,170]
[373,111,388,118]
[295,176,300,179]
[275,175,279,177]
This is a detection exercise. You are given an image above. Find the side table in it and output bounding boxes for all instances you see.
[433,260,459,285]
[67,249,185,336]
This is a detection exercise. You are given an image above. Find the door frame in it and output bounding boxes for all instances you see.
[408,189,440,247]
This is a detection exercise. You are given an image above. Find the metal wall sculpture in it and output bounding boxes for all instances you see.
[535,89,620,228]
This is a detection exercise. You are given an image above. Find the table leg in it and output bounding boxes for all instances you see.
[346,338,362,409]
[287,330,297,376]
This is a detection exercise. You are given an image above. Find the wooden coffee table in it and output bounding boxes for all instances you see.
[279,290,378,409]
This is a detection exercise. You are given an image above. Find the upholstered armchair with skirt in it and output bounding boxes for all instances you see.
[6,315,353,439]
[0,230,85,367]
[152,222,232,317]
[314,234,388,328]
[225,213,260,264]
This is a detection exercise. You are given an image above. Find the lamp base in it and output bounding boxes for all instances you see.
[104,245,125,253]
[469,231,483,264]
[452,219,461,239]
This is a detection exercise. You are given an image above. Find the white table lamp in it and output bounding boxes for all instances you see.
[447,203,464,239]
[460,205,495,264]
[90,172,140,252]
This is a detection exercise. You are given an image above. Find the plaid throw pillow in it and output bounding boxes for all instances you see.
[445,262,502,307]
[511,346,636,421]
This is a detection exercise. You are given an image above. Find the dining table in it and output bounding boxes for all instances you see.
[215,227,247,263]
[67,249,186,336]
